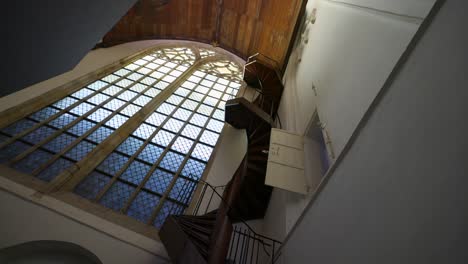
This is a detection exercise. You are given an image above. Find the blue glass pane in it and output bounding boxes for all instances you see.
[181,124,201,139]
[97,152,128,175]
[173,108,192,121]
[1,119,37,136]
[36,158,74,182]
[133,95,152,107]
[163,118,184,133]
[170,137,194,154]
[145,113,167,126]
[67,120,96,137]
[120,104,141,117]
[130,83,147,93]
[169,177,196,204]
[153,200,184,228]
[189,114,208,127]
[29,107,60,122]
[101,74,120,83]
[217,101,226,110]
[144,169,173,194]
[87,93,110,105]
[13,149,52,174]
[0,141,31,163]
[101,85,122,96]
[99,181,135,211]
[174,87,191,97]
[21,126,56,144]
[212,109,225,120]
[197,105,214,116]
[151,130,175,147]
[144,88,160,97]
[103,98,126,111]
[116,137,145,156]
[53,97,78,109]
[181,159,206,180]
[191,143,213,162]
[166,95,184,106]
[86,126,114,143]
[120,161,151,185]
[127,72,143,81]
[43,133,77,153]
[117,90,138,101]
[64,141,96,161]
[140,76,157,86]
[127,191,159,223]
[154,80,170,90]
[74,171,111,199]
[199,130,219,146]
[71,88,94,99]
[137,144,164,164]
[49,113,77,129]
[206,119,224,133]
[159,151,184,173]
[87,108,112,122]
[156,103,176,115]
[105,115,128,129]
[132,123,157,140]
[69,102,95,116]
[113,68,131,77]
[115,78,133,88]
[181,99,199,111]
[87,80,108,90]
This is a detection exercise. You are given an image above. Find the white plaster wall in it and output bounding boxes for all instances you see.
[204,125,247,187]
[282,1,468,262]
[266,0,436,242]
[0,189,169,264]
[196,124,247,213]
[335,0,434,18]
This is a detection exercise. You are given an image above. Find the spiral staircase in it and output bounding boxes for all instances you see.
[160,53,284,264]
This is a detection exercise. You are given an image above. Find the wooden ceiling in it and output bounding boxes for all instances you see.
[100,0,305,70]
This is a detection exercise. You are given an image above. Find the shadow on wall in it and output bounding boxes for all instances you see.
[0,240,102,264]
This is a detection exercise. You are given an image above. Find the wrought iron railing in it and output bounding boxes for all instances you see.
[190,180,282,264]
[241,54,283,129]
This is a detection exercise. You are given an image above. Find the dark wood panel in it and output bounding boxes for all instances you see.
[100,0,304,71]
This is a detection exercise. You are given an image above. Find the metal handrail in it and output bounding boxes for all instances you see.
[193,179,282,243]
[191,179,282,264]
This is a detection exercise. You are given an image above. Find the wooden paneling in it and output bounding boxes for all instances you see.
[100,0,304,70]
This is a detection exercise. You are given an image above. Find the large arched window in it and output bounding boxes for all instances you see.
[0,44,243,232]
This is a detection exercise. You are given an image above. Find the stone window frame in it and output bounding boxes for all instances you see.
[0,42,245,256]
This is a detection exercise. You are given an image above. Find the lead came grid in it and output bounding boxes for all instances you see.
[75,64,242,228]
[0,48,195,184]
[0,46,241,231]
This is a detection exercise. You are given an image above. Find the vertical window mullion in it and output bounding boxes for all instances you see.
[0,76,123,150]
[8,61,160,177]
[92,62,193,203]
[119,82,211,215]
[146,74,229,225]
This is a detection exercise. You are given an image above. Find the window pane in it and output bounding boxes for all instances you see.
[152,130,175,147]
[1,46,241,230]
[74,171,111,199]
[99,181,135,211]
[127,191,160,223]
[138,144,164,164]
[159,151,185,173]
[22,126,56,144]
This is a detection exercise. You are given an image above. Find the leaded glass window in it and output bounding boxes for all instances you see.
[0,45,242,231]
